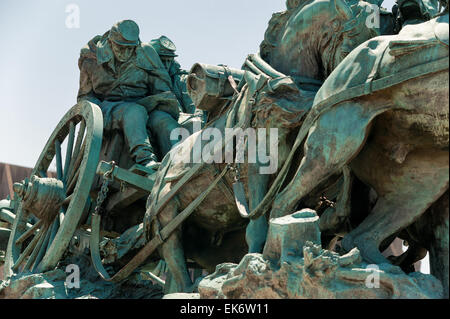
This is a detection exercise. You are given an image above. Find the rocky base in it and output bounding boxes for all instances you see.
[197,242,444,299]
[0,210,445,299]
[0,252,163,299]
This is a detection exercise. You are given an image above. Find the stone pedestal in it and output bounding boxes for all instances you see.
[263,209,321,264]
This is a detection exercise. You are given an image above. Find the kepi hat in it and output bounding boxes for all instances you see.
[109,20,140,46]
[150,35,178,57]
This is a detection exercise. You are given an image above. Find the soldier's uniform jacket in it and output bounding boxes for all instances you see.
[147,36,196,114]
[166,61,196,114]
[77,31,173,105]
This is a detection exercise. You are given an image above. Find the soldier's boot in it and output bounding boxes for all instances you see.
[131,144,160,170]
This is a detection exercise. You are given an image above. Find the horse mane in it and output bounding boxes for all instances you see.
[260,1,380,79]
[320,0,381,76]
[259,0,315,64]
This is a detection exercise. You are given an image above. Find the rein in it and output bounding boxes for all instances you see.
[89,66,257,283]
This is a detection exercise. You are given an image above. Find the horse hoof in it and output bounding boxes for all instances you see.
[341,234,355,253]
[351,235,389,265]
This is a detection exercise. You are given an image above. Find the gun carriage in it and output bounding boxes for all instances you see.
[1,64,242,289]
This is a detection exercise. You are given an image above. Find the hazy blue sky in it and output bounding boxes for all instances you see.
[0,0,395,168]
[0,0,430,274]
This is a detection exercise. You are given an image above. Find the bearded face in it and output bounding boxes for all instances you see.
[110,40,136,63]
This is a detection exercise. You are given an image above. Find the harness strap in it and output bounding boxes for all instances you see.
[233,178,251,218]
[246,56,449,220]
[147,68,267,222]
[90,164,230,283]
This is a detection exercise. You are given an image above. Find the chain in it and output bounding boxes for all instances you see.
[228,163,241,182]
[94,161,115,216]
[317,195,336,210]
[120,181,126,193]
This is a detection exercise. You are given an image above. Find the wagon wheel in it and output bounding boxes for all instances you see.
[4,101,103,278]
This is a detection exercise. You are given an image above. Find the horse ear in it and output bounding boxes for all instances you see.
[334,0,353,20]
[286,0,301,10]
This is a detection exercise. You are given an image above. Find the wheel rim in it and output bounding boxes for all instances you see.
[4,101,103,278]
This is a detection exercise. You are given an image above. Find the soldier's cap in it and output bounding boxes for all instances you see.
[150,36,178,57]
[109,20,140,46]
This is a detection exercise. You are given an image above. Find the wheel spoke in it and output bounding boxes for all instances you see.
[62,194,73,207]
[66,120,85,184]
[72,120,86,161]
[15,219,43,245]
[66,170,80,196]
[31,224,53,272]
[59,206,67,225]
[7,101,103,276]
[23,224,49,272]
[63,121,76,183]
[12,225,45,271]
[55,140,63,180]
[46,217,60,252]
[66,141,85,193]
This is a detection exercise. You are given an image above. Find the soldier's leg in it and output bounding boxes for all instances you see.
[113,103,159,167]
[148,110,182,158]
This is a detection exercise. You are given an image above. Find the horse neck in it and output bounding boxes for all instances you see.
[268,9,338,83]
[204,108,229,131]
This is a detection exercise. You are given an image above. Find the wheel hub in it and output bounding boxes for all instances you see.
[14,175,66,224]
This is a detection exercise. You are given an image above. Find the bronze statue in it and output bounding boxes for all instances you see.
[142,0,391,293]
[1,1,448,299]
[269,0,448,295]
[77,20,182,169]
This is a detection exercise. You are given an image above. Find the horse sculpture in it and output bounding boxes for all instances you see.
[269,1,449,295]
[143,0,383,292]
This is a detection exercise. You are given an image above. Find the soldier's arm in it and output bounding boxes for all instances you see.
[142,75,182,119]
[77,58,101,105]
[147,72,172,94]
[175,73,197,114]
[136,75,179,114]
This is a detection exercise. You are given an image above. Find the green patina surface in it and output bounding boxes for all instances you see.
[0,0,448,299]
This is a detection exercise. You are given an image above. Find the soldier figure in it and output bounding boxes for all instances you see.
[393,0,443,32]
[146,36,198,156]
[77,20,182,168]
[151,36,197,114]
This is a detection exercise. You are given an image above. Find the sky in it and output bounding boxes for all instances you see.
[0,0,431,274]
[0,0,395,168]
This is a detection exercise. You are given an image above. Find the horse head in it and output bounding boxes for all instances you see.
[267,0,380,83]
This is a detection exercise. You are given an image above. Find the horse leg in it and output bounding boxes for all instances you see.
[342,151,449,266]
[429,215,449,298]
[399,244,428,273]
[153,199,193,293]
[246,163,269,253]
[246,127,290,253]
[387,241,427,273]
[427,191,449,298]
[271,100,386,218]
